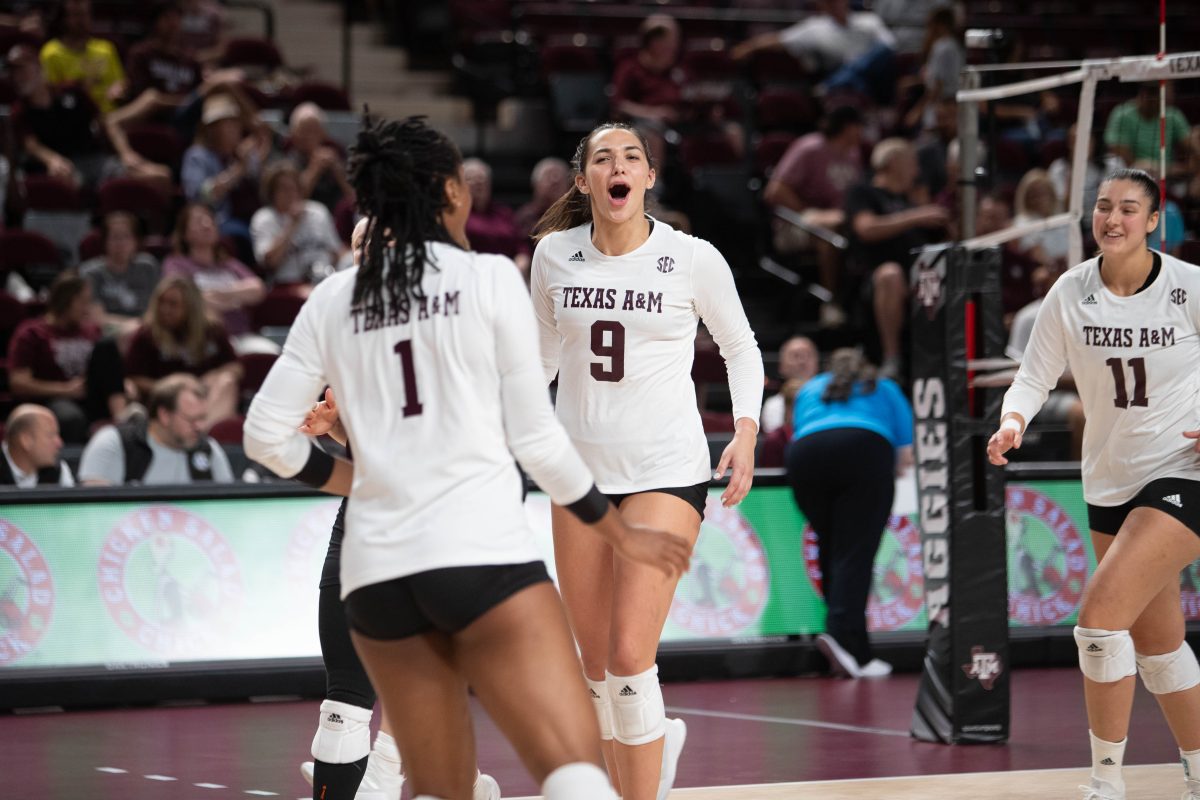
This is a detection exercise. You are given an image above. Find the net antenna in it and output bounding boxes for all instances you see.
[955,50,1200,261]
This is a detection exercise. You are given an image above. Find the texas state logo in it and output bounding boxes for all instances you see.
[669,497,769,637]
[803,515,924,631]
[0,520,54,665]
[1006,486,1087,626]
[98,507,243,657]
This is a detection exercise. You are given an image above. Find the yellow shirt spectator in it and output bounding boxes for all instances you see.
[39,37,125,113]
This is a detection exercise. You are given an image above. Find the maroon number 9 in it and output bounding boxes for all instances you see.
[590,320,626,382]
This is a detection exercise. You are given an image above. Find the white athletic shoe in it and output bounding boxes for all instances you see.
[297,759,404,800]
[1079,777,1125,800]
[301,761,314,786]
[657,717,687,800]
[815,634,861,678]
[474,772,501,800]
[858,658,893,678]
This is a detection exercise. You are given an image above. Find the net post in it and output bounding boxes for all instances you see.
[1067,72,1098,266]
[959,68,981,241]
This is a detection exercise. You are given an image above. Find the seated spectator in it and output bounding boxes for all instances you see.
[163,203,272,353]
[0,404,74,488]
[39,0,124,113]
[902,8,962,132]
[1048,125,1121,220]
[9,44,170,191]
[846,138,949,380]
[81,211,161,341]
[874,0,953,55]
[463,157,530,273]
[1104,83,1189,174]
[286,102,353,213]
[126,275,241,429]
[764,105,865,327]
[250,160,346,286]
[1013,168,1069,268]
[515,156,571,239]
[181,91,270,245]
[179,0,226,63]
[732,0,895,103]
[7,271,130,443]
[974,192,1039,322]
[78,373,234,485]
[611,14,682,169]
[761,335,819,435]
[107,0,208,130]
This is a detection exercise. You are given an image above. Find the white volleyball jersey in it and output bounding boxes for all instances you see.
[531,220,764,493]
[1002,251,1200,505]
[244,243,596,597]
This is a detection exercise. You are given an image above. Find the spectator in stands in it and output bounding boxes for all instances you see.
[181,91,270,246]
[163,203,272,354]
[786,348,912,679]
[845,138,950,380]
[0,5,45,41]
[1013,168,1069,268]
[974,192,1038,322]
[902,8,962,132]
[761,335,819,435]
[1048,125,1121,224]
[78,372,234,485]
[1104,82,1189,173]
[610,14,682,170]
[0,404,74,488]
[9,44,171,191]
[286,102,353,213]
[732,0,895,103]
[764,105,865,328]
[7,271,131,443]
[874,0,954,55]
[916,99,957,199]
[126,1,202,100]
[39,0,124,113]
[251,160,346,286]
[179,0,225,62]
[515,156,571,239]
[81,211,161,341]
[463,157,531,273]
[126,275,241,429]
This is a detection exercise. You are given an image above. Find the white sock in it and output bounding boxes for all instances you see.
[1182,746,1200,785]
[1090,730,1126,792]
[372,730,402,774]
[542,762,617,800]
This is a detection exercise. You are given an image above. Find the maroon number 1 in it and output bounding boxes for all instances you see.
[590,320,626,382]
[1105,356,1148,409]
[393,339,424,417]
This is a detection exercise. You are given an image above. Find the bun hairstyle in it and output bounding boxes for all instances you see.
[532,122,656,241]
[822,348,878,403]
[1100,167,1160,214]
[347,113,463,318]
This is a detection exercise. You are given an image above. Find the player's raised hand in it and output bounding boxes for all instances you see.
[299,387,340,436]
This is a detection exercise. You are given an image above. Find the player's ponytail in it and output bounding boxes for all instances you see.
[533,121,657,241]
[822,348,878,403]
[347,114,463,319]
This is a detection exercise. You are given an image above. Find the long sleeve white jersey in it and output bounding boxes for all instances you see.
[531,220,764,493]
[1002,251,1200,505]
[244,243,597,598]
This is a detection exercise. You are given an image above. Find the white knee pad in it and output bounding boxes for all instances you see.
[542,762,618,800]
[1075,626,1137,684]
[412,796,449,800]
[607,665,667,747]
[1137,642,1200,694]
[311,700,372,763]
[586,676,615,741]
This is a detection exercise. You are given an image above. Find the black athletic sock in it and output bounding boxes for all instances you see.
[312,755,369,800]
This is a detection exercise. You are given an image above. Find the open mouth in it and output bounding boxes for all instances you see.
[608,183,631,205]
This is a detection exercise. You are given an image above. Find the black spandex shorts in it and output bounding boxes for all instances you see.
[604,480,710,520]
[1087,477,1200,536]
[344,560,550,641]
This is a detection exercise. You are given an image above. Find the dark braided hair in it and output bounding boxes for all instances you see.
[347,114,464,318]
[822,348,878,404]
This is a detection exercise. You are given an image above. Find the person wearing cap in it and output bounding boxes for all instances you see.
[181,90,270,246]
[0,405,74,489]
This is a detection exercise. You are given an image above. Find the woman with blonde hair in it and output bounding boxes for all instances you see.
[125,274,242,430]
[1014,167,1069,267]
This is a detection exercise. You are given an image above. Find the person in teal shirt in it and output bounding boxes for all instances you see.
[786,348,913,678]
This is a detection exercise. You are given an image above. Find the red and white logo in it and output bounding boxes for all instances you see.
[1006,486,1087,626]
[669,499,769,637]
[1180,561,1200,621]
[284,499,343,587]
[803,515,924,632]
[98,506,243,657]
[0,520,54,665]
[962,644,1003,690]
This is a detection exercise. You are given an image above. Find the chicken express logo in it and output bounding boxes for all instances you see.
[803,515,924,631]
[669,499,769,637]
[285,499,343,586]
[0,520,53,665]
[98,507,243,656]
[1006,486,1087,626]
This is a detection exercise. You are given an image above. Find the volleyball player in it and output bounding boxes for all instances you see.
[988,168,1200,800]
[294,219,498,800]
[530,123,764,800]
[244,115,692,800]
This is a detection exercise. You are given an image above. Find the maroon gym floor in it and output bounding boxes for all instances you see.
[2,668,1184,799]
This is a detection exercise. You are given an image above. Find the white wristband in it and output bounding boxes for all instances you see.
[1000,417,1023,434]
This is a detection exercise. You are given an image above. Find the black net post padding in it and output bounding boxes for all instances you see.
[909,244,1010,744]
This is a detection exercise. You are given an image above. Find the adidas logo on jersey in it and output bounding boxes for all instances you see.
[326,712,343,725]
[1081,294,1098,305]
[569,250,586,262]
[589,688,601,699]
[619,685,636,697]
[1163,494,1183,507]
